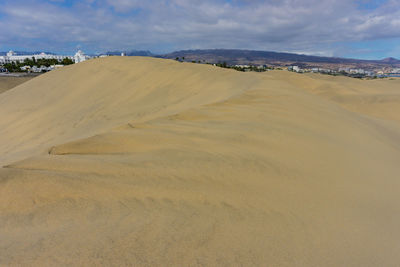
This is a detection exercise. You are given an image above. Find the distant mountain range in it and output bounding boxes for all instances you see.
[159,49,400,69]
[104,50,154,57]
[2,49,399,69]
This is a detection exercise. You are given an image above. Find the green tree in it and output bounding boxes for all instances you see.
[61,58,74,65]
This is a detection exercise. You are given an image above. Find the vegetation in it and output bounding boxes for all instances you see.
[317,70,379,79]
[214,62,273,72]
[176,58,273,73]
[3,62,22,72]
[2,57,74,72]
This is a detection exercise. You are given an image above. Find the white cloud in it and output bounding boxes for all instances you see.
[0,0,399,56]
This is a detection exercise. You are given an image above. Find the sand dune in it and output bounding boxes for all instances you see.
[1,57,400,266]
[0,76,35,94]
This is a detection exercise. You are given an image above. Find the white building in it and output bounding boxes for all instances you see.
[7,50,16,57]
[20,64,65,73]
[235,64,250,68]
[0,50,72,64]
[74,50,89,63]
[349,68,365,74]
[392,68,400,73]
[311,68,320,72]
[292,66,300,72]
[20,65,31,71]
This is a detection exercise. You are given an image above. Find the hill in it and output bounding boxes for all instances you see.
[0,75,37,94]
[161,49,400,69]
[104,50,154,56]
[1,57,400,266]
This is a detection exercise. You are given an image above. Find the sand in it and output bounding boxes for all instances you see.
[1,57,400,266]
[0,76,35,94]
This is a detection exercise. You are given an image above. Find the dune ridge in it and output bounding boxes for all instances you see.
[1,57,400,266]
[0,57,261,166]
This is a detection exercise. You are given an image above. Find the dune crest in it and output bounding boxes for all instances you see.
[0,57,259,166]
[1,57,400,266]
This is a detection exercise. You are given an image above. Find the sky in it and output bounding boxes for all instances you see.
[0,0,399,59]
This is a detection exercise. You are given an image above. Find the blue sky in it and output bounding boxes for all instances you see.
[0,0,399,59]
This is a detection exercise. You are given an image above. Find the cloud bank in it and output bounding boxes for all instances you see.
[0,0,399,58]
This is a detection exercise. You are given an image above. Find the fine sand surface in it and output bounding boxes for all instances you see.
[1,57,400,266]
[0,76,35,94]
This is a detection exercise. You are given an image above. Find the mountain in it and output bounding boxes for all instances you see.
[160,49,400,69]
[380,57,400,64]
[3,49,399,69]
[105,50,154,56]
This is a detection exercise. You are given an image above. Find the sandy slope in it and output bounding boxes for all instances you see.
[1,57,400,266]
[0,76,35,94]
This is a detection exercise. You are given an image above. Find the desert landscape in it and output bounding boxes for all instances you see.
[1,56,400,266]
[0,75,36,94]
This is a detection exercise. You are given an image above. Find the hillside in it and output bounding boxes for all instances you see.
[0,75,36,94]
[161,49,400,69]
[1,57,400,266]
[105,50,154,56]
